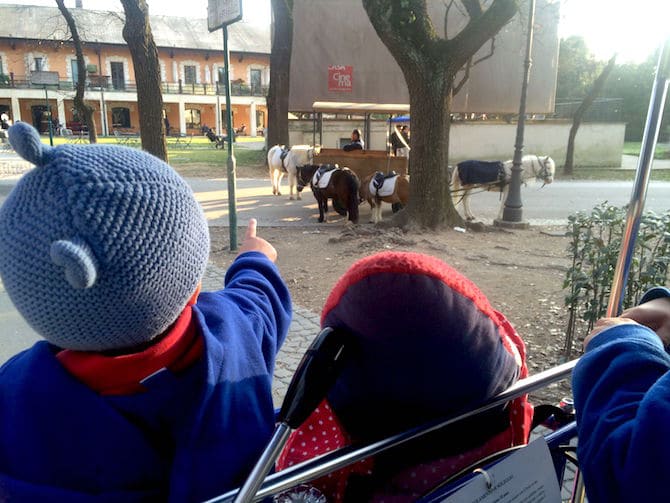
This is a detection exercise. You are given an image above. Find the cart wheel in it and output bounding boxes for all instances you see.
[215,141,225,150]
[392,202,404,213]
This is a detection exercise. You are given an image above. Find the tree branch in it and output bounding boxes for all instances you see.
[450,0,518,70]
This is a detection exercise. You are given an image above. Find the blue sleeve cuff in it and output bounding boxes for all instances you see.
[586,322,664,353]
[640,287,670,305]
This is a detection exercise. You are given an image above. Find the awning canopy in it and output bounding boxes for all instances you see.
[312,102,410,115]
[388,114,410,123]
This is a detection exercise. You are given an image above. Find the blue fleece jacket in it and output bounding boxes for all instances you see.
[572,287,670,503]
[0,252,292,502]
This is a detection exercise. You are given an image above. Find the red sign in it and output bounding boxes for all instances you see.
[328,65,353,92]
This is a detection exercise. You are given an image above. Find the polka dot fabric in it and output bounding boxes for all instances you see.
[276,251,533,501]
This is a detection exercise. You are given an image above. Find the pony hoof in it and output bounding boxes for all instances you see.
[297,195,302,201]
[289,196,294,201]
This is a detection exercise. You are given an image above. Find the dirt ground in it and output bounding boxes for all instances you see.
[208,217,575,405]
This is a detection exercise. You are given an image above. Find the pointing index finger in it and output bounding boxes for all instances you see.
[246,218,257,240]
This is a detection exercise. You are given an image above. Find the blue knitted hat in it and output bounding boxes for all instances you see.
[0,122,210,351]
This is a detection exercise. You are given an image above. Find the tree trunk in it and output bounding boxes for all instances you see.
[267,0,293,150]
[564,54,617,175]
[56,0,98,143]
[120,0,167,161]
[406,72,463,228]
[362,0,517,229]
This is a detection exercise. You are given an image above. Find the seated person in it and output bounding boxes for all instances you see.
[573,287,670,502]
[277,251,532,502]
[0,122,292,502]
[342,128,364,151]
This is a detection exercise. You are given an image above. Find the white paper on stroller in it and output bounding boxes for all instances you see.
[427,437,562,502]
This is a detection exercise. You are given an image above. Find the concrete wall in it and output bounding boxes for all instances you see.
[289,120,626,168]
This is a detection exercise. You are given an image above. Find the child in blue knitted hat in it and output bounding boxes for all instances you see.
[0,122,292,502]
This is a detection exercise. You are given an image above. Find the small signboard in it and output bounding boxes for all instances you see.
[208,0,243,32]
[30,71,59,86]
[328,65,353,92]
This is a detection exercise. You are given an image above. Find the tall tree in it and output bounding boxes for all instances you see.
[564,54,617,175]
[266,0,293,149]
[119,0,167,160]
[602,55,658,141]
[362,0,518,229]
[556,36,601,101]
[55,0,98,143]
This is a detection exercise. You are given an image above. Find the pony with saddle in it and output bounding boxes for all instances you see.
[360,171,410,223]
[451,154,555,221]
[267,144,320,200]
[297,163,360,224]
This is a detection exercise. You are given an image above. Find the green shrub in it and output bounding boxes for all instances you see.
[563,202,670,358]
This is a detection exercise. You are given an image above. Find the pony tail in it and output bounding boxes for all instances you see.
[346,170,360,223]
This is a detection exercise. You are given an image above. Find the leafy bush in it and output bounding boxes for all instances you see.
[563,202,670,358]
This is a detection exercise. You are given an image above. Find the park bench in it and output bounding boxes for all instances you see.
[113,130,140,147]
[167,133,193,149]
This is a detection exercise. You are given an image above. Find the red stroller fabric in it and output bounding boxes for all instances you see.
[277,252,532,501]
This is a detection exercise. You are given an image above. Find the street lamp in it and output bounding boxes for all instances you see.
[496,0,536,228]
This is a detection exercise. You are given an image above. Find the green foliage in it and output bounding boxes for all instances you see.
[563,203,670,358]
[556,36,602,100]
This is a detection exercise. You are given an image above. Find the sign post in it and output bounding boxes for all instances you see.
[208,0,243,251]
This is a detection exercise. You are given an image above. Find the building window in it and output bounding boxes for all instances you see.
[110,62,125,90]
[250,69,261,94]
[34,57,43,72]
[184,65,197,85]
[71,59,79,85]
[185,108,201,129]
[112,107,131,128]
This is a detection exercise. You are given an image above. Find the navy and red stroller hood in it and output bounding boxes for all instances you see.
[278,251,532,501]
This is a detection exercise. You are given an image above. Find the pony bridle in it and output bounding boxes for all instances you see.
[535,155,552,186]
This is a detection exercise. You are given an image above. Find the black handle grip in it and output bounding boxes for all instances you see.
[278,327,352,429]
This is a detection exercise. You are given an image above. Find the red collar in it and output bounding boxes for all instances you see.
[57,306,203,395]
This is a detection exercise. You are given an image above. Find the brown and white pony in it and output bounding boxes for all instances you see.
[297,164,360,224]
[451,155,555,221]
[360,172,410,223]
[267,144,320,200]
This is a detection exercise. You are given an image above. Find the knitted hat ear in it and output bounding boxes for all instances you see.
[8,122,50,166]
[50,238,99,289]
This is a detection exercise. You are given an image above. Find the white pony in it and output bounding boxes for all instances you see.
[268,144,320,200]
[451,154,555,221]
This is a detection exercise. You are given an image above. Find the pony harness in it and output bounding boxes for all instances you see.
[457,160,505,186]
[312,164,338,189]
[279,147,290,172]
[371,171,399,197]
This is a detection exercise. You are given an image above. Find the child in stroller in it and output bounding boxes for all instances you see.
[202,125,227,149]
[276,251,533,502]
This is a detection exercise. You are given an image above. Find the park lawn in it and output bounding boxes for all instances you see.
[41,134,267,178]
[624,141,670,159]
[558,167,670,182]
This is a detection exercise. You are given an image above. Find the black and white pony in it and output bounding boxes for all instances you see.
[268,144,320,200]
[451,155,555,221]
[296,163,360,224]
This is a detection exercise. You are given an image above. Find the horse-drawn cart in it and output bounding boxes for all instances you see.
[310,101,410,180]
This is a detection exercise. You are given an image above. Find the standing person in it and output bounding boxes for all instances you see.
[343,128,364,151]
[164,114,171,136]
[391,124,410,158]
[573,287,670,502]
[0,122,292,502]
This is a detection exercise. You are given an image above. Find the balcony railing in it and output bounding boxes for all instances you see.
[0,74,268,98]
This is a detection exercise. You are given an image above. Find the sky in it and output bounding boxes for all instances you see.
[0,0,667,63]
